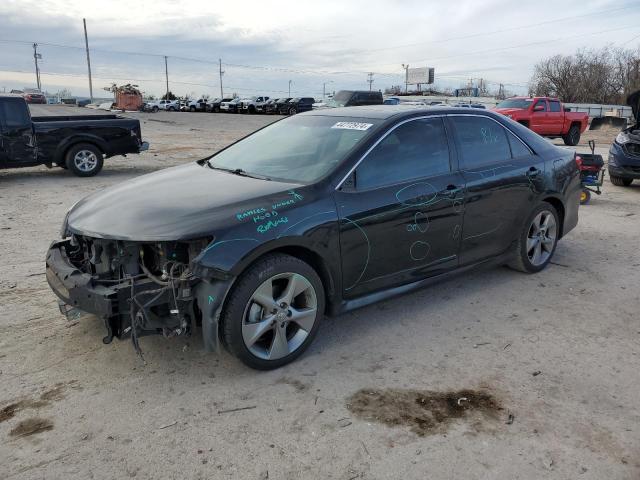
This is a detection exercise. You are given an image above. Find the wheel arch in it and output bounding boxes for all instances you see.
[541,195,566,238]
[227,241,338,314]
[56,136,108,164]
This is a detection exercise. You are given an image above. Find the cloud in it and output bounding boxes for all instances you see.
[0,0,638,97]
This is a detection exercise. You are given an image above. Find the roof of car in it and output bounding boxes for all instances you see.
[301,105,500,120]
[0,93,24,98]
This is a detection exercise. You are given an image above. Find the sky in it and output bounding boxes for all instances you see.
[0,0,639,99]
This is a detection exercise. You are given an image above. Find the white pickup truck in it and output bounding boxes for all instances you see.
[144,99,180,112]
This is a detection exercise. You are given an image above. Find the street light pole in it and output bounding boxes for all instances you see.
[164,56,169,100]
[288,80,292,97]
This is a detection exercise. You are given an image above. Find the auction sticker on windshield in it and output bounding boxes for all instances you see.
[331,122,373,131]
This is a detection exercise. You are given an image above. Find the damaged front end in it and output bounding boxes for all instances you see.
[46,234,228,356]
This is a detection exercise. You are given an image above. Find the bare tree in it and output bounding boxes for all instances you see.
[529,46,640,104]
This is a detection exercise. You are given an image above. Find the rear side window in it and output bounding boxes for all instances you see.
[507,131,532,158]
[549,100,561,112]
[0,99,30,129]
[356,117,450,189]
[450,116,511,168]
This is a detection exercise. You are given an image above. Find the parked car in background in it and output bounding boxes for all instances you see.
[145,99,180,112]
[383,97,401,105]
[608,89,640,186]
[210,98,232,113]
[241,96,270,114]
[220,98,242,113]
[279,97,315,115]
[45,105,579,369]
[493,97,589,146]
[0,94,148,176]
[326,90,383,108]
[452,103,486,109]
[187,98,210,112]
[22,88,47,104]
[268,98,292,114]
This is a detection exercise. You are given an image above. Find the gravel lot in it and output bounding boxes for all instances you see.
[1,106,639,480]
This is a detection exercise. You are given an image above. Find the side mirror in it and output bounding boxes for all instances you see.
[534,105,545,112]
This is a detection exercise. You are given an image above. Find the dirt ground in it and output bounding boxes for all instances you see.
[1,106,639,479]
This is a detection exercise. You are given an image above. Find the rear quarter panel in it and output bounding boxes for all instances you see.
[550,148,581,236]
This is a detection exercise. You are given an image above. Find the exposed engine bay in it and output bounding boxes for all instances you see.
[53,235,212,357]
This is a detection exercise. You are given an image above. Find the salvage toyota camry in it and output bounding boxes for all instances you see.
[46,106,580,369]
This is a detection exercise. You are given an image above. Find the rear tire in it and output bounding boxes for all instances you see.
[221,254,325,370]
[610,175,633,186]
[508,202,559,273]
[189,106,196,112]
[65,143,104,177]
[563,124,581,146]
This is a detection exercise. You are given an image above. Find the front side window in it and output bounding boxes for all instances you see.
[450,116,511,168]
[534,99,548,111]
[356,117,450,190]
[208,115,380,183]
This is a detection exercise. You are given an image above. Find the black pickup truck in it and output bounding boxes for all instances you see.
[0,94,148,176]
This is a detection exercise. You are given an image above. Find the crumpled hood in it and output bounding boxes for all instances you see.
[627,90,639,123]
[67,162,299,241]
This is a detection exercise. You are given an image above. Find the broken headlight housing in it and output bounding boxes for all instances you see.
[616,131,631,145]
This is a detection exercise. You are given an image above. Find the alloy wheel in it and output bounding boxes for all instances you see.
[242,272,318,360]
[73,150,98,173]
[526,210,557,266]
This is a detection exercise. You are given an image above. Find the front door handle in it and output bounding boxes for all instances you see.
[526,167,541,177]
[443,184,462,197]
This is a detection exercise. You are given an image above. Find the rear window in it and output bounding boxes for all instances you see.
[0,99,30,128]
[549,100,561,112]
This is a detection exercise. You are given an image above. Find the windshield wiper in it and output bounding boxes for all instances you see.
[207,164,271,181]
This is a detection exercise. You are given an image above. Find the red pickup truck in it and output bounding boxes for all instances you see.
[493,97,589,146]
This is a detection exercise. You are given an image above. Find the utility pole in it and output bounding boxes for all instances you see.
[33,43,42,91]
[83,19,94,103]
[218,58,224,98]
[367,72,374,91]
[401,64,409,93]
[164,56,169,100]
[288,80,292,97]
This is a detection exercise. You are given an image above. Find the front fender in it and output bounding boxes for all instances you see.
[192,194,339,279]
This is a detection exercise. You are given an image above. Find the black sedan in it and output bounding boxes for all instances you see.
[46,106,580,369]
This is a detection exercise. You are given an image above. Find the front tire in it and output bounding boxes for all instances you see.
[508,202,559,273]
[65,143,104,177]
[563,124,580,146]
[610,175,633,186]
[221,254,325,370]
[288,107,297,115]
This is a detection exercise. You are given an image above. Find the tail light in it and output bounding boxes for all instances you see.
[575,155,583,168]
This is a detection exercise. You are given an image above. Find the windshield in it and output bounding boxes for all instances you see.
[326,91,353,108]
[207,115,380,183]
[496,98,533,109]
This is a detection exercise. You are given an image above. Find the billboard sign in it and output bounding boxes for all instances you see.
[407,67,434,85]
